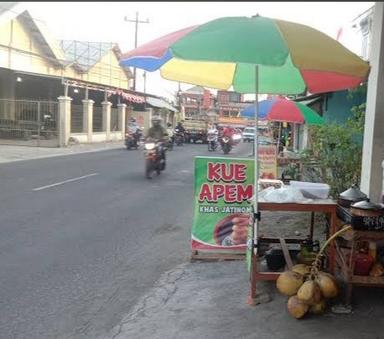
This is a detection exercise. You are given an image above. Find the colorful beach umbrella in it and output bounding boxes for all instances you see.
[240,98,324,125]
[120,15,370,95]
[119,15,370,268]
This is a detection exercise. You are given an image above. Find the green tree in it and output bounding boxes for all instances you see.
[300,85,366,198]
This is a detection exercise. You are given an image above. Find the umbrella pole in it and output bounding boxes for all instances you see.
[249,64,260,303]
[277,122,282,154]
[253,64,259,252]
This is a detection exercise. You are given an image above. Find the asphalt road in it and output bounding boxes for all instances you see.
[0,141,252,339]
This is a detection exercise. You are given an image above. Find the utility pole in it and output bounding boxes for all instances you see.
[143,71,146,94]
[143,71,147,110]
[124,12,149,91]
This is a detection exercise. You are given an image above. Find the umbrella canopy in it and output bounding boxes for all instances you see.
[240,98,324,125]
[120,15,370,95]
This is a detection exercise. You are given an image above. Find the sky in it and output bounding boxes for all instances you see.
[23,1,375,101]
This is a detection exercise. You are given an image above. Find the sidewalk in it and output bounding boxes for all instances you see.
[0,141,125,164]
[107,260,384,339]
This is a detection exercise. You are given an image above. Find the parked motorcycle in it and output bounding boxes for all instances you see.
[174,128,184,146]
[144,139,166,179]
[220,136,232,154]
[207,130,218,151]
[40,114,56,139]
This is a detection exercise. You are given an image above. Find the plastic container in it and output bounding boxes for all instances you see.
[289,181,330,199]
[369,242,377,261]
[354,252,374,276]
[264,247,301,271]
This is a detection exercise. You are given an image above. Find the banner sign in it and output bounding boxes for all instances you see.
[218,116,249,126]
[191,156,255,253]
[258,145,278,180]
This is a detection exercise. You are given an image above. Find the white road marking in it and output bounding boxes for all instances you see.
[32,173,99,191]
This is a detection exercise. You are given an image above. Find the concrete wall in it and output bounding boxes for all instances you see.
[323,90,366,125]
[361,2,384,203]
[70,131,123,143]
[0,18,73,77]
[86,50,129,89]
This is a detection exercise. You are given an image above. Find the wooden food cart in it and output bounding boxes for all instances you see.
[248,200,338,303]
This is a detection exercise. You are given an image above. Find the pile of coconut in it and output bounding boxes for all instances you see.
[276,226,352,319]
[276,260,338,319]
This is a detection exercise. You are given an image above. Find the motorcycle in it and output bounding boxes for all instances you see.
[174,128,184,146]
[144,139,166,179]
[125,129,141,150]
[40,114,56,140]
[220,135,232,154]
[207,131,218,151]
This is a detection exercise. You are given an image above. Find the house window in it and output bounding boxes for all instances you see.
[229,92,241,103]
[359,15,372,61]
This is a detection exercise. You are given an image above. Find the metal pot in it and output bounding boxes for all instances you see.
[338,184,368,208]
[350,199,384,217]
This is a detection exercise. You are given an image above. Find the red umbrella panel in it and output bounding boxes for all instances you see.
[240,98,324,125]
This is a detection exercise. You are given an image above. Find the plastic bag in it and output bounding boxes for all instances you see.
[258,185,311,203]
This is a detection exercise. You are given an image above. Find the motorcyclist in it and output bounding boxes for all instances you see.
[173,121,185,145]
[146,115,168,161]
[175,121,185,134]
[127,117,141,147]
[147,115,167,140]
[207,123,218,135]
[128,117,137,132]
[166,122,174,142]
[221,125,235,139]
[207,123,219,151]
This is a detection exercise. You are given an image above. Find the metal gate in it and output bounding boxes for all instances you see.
[0,99,59,147]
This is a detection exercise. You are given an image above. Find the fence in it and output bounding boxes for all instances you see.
[111,108,119,132]
[93,106,103,132]
[71,104,83,133]
[0,99,59,147]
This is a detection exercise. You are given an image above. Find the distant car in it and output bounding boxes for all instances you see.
[258,135,276,145]
[242,127,255,142]
[242,127,276,145]
[232,128,242,144]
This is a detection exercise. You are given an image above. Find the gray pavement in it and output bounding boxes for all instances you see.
[0,141,125,164]
[1,142,383,339]
[107,261,384,339]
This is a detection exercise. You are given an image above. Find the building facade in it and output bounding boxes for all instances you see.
[0,3,176,146]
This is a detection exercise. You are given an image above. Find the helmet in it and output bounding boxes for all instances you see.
[151,115,162,125]
[130,117,136,123]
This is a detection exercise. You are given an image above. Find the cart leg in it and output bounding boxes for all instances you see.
[328,211,338,275]
[247,251,258,305]
[309,212,315,240]
[345,282,353,306]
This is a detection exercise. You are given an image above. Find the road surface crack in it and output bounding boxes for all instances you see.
[109,264,187,339]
